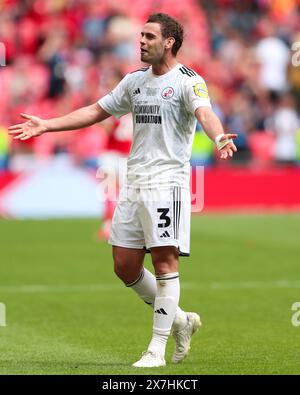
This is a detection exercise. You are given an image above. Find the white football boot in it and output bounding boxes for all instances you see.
[132,350,166,368]
[171,312,201,363]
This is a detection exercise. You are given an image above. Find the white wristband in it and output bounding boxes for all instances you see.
[215,134,233,150]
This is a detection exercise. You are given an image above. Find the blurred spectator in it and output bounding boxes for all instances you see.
[38,27,69,97]
[255,17,290,93]
[271,93,300,164]
[105,14,139,64]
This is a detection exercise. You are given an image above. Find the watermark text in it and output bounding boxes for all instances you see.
[291,302,300,327]
[96,160,204,213]
[291,42,300,67]
[0,303,6,326]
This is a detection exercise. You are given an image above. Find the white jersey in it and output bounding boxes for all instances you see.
[98,63,211,189]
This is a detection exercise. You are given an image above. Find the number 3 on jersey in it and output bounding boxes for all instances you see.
[157,208,171,228]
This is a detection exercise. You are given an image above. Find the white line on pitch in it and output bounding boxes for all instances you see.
[0,280,300,294]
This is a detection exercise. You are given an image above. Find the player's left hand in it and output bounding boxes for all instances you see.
[216,133,238,159]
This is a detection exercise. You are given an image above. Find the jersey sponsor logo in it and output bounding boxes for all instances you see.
[193,82,208,99]
[135,114,162,124]
[161,86,174,100]
[134,104,162,124]
[134,105,160,114]
[179,65,196,77]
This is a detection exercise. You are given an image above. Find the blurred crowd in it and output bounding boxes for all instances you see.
[0,0,300,171]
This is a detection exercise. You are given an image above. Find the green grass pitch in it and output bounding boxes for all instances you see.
[0,214,300,375]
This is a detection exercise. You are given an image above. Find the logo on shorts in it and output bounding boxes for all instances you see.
[161,87,174,99]
[160,231,170,238]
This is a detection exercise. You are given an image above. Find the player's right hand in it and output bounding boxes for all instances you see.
[8,113,48,140]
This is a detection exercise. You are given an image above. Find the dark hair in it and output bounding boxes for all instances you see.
[146,13,184,56]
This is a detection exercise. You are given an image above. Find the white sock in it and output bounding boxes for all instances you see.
[126,268,156,306]
[127,268,187,329]
[148,272,180,357]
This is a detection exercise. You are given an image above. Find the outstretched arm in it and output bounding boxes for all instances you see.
[195,106,237,159]
[8,103,111,141]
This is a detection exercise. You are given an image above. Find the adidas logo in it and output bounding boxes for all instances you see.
[160,231,170,238]
[155,308,168,315]
[133,88,141,95]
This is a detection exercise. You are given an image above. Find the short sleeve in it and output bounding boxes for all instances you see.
[98,74,131,118]
[182,75,211,114]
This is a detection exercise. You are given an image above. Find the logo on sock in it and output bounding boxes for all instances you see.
[154,308,168,315]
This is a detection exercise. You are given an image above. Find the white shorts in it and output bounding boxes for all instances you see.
[109,186,191,256]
